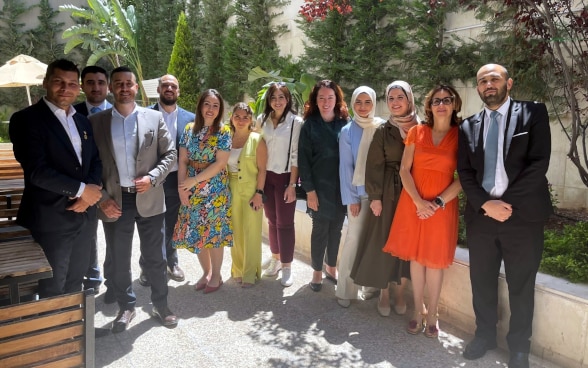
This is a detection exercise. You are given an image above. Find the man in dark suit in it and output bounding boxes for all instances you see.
[90,67,177,333]
[74,65,112,294]
[458,64,552,368]
[138,74,195,286]
[9,59,103,298]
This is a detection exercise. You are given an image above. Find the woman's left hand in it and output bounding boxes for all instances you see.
[284,186,296,203]
[180,177,198,191]
[415,199,438,219]
[250,193,264,211]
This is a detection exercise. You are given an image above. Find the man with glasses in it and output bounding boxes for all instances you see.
[458,64,552,368]
[137,75,195,287]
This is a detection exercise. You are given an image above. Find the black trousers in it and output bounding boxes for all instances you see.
[139,171,180,270]
[33,216,95,298]
[466,213,544,353]
[103,192,168,310]
[310,213,345,271]
[83,219,102,290]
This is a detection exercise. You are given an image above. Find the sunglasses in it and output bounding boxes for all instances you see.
[431,96,454,106]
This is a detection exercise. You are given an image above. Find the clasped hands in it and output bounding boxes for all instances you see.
[415,198,440,220]
[482,199,512,222]
[178,177,199,206]
[66,183,103,213]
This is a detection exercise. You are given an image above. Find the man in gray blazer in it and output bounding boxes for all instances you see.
[138,74,195,286]
[90,66,178,333]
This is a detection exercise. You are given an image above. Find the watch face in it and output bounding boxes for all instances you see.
[434,198,442,206]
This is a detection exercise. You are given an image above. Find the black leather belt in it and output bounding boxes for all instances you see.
[121,186,136,193]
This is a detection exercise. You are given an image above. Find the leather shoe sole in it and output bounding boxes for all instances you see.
[463,337,497,360]
[111,309,136,333]
[151,306,178,327]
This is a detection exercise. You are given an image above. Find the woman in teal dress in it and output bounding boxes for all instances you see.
[172,89,233,294]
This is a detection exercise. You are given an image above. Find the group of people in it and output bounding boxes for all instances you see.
[9,58,551,368]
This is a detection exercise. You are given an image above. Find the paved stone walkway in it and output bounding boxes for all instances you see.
[93,224,561,368]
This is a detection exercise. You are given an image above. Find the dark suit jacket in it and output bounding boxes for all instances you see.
[73,102,89,117]
[457,99,553,222]
[149,103,195,148]
[9,99,102,233]
[89,107,176,221]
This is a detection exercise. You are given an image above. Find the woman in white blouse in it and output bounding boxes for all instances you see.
[257,82,303,287]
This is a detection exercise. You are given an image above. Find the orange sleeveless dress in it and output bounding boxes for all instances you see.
[383,125,458,269]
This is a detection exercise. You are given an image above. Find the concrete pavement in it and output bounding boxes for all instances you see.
[93,223,560,368]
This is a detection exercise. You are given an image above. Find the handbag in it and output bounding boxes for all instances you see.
[285,117,306,201]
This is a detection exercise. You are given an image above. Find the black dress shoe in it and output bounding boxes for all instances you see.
[111,309,136,333]
[138,271,151,287]
[168,265,185,282]
[463,336,497,360]
[103,289,116,304]
[309,282,322,292]
[508,352,529,368]
[152,306,178,327]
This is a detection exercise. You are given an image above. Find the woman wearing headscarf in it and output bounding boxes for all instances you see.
[336,86,385,307]
[350,81,420,316]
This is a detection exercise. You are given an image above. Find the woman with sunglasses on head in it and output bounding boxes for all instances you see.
[350,81,418,316]
[298,80,349,292]
[383,85,463,338]
[228,103,267,288]
[257,83,303,287]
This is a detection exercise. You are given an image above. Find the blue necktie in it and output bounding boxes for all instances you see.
[90,106,101,115]
[482,111,500,192]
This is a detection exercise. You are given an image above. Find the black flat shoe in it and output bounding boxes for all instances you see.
[309,282,322,292]
[463,336,497,360]
[324,272,337,285]
[508,352,529,368]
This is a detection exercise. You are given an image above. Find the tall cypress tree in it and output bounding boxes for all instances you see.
[198,0,231,92]
[30,0,65,63]
[168,11,199,111]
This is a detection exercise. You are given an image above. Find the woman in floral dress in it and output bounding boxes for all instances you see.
[172,89,233,294]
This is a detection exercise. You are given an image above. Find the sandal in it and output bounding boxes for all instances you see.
[407,313,427,335]
[424,324,439,338]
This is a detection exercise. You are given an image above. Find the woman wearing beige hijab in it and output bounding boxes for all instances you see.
[350,81,420,316]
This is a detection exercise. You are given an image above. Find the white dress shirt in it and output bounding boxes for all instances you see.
[111,105,139,187]
[43,98,85,197]
[158,103,178,172]
[258,111,302,174]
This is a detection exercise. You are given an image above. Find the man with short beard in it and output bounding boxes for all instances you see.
[138,75,195,286]
[458,64,552,368]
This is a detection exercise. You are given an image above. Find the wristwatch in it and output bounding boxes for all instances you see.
[434,196,445,209]
[255,189,264,195]
[289,183,297,187]
[148,175,156,187]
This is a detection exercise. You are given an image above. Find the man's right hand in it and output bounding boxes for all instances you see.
[481,199,513,222]
[99,198,122,219]
[80,184,102,206]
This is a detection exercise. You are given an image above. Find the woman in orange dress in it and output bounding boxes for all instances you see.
[383,85,463,338]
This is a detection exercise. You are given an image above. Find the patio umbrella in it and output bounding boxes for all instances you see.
[0,54,47,105]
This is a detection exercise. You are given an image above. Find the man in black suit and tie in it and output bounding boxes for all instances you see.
[9,59,103,298]
[74,65,112,294]
[458,64,552,368]
[138,74,195,286]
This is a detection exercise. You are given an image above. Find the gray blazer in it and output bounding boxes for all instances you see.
[89,107,177,221]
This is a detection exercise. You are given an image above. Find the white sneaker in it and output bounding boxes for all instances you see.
[280,267,293,287]
[262,258,281,277]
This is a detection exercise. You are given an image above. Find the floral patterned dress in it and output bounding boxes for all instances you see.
[172,123,233,253]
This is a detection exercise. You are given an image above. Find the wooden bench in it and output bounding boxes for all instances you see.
[0,187,30,242]
[0,149,23,180]
[0,290,95,368]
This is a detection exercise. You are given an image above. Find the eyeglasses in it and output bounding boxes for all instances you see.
[431,96,454,106]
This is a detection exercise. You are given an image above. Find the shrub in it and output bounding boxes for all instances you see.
[542,222,588,283]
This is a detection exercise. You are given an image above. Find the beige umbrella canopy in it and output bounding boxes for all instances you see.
[0,54,48,105]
